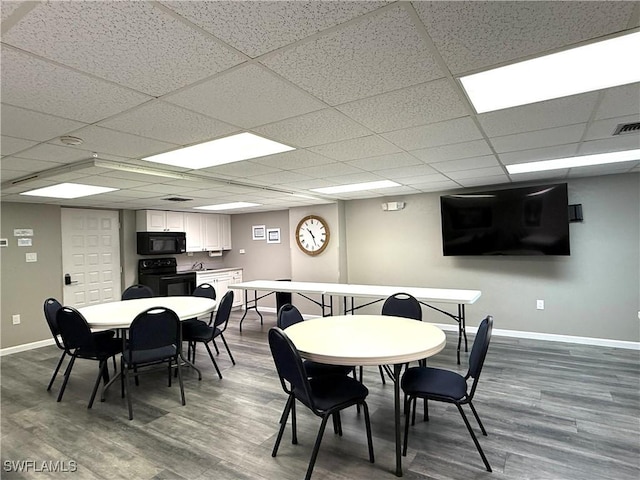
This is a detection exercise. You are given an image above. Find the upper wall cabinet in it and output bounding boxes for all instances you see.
[184,212,232,252]
[136,210,184,232]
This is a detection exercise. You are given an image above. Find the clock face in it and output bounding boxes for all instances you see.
[296,215,330,256]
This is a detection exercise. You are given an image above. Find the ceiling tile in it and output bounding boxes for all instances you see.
[252,149,336,170]
[253,108,371,147]
[399,172,452,185]
[411,180,461,192]
[239,170,314,186]
[162,1,389,58]
[455,175,510,188]
[498,144,580,165]
[98,101,239,145]
[2,1,246,96]
[0,104,86,142]
[0,156,66,173]
[262,4,444,105]
[446,166,505,180]
[337,79,468,133]
[1,47,151,123]
[594,83,640,120]
[583,115,638,142]
[430,155,500,173]
[308,135,401,161]
[0,135,37,156]
[200,161,282,178]
[373,164,439,180]
[293,161,364,178]
[381,116,483,150]
[567,162,639,178]
[347,152,423,171]
[164,64,326,128]
[508,170,569,183]
[324,172,381,185]
[412,139,493,163]
[489,124,587,154]
[68,125,177,159]
[477,92,600,137]
[577,137,640,155]
[415,1,635,74]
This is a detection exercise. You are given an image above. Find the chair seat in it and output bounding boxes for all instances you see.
[304,375,369,412]
[303,360,353,379]
[401,366,468,402]
[76,337,122,360]
[182,322,217,341]
[181,318,208,331]
[122,345,177,365]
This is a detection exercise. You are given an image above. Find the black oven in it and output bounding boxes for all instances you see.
[138,258,195,297]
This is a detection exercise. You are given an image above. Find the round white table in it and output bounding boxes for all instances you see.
[79,296,216,329]
[79,296,216,385]
[285,315,446,477]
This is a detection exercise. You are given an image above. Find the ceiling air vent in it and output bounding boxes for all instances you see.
[612,122,640,136]
[162,197,192,202]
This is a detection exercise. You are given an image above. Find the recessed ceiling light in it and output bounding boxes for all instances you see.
[194,202,261,211]
[506,149,640,174]
[20,182,118,199]
[311,180,401,195]
[142,132,295,169]
[460,31,640,113]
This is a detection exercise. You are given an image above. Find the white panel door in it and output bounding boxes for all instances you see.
[61,208,121,308]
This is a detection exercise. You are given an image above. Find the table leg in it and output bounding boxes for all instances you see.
[394,363,403,477]
[179,352,202,381]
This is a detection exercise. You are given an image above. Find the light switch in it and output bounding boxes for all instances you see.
[26,252,37,262]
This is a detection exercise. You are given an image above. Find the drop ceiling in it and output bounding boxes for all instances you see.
[1,1,639,214]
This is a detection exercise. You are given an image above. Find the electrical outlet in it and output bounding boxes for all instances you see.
[25,252,37,262]
[239,249,246,254]
[536,300,545,310]
[12,314,21,325]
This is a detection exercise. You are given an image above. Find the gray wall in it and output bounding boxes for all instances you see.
[1,173,638,349]
[345,174,640,342]
[1,203,63,348]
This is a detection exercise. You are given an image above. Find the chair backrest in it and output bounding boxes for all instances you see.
[213,290,234,330]
[122,284,154,300]
[127,307,181,361]
[43,298,64,349]
[193,283,216,300]
[268,327,313,408]
[56,306,95,351]
[381,293,422,321]
[277,303,304,329]
[466,316,493,398]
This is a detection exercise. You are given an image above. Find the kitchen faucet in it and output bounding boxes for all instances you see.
[191,261,204,271]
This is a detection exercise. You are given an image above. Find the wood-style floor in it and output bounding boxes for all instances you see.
[1,310,639,480]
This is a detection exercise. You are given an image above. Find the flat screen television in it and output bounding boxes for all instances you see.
[440,183,570,256]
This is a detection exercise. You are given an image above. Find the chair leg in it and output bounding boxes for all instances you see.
[175,356,186,406]
[211,338,220,355]
[88,360,106,409]
[456,404,492,472]
[219,333,236,365]
[332,412,342,436]
[305,413,331,480]
[291,398,297,445]
[378,365,386,384]
[204,342,223,379]
[57,354,77,402]
[361,402,375,463]
[403,395,411,456]
[468,401,487,435]
[47,351,67,391]
[125,364,134,420]
[272,395,293,457]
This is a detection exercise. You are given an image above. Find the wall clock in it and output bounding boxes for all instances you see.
[296,215,330,256]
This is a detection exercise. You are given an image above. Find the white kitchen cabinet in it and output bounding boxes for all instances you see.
[196,269,243,308]
[203,214,222,251]
[184,212,204,252]
[136,210,184,232]
[220,214,232,250]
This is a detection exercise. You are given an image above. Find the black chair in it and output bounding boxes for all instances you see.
[182,283,216,359]
[121,307,186,420]
[55,306,122,408]
[401,316,494,472]
[121,284,154,300]
[182,290,235,379]
[43,298,116,391]
[376,293,423,384]
[277,304,353,378]
[269,327,374,480]
[275,278,292,312]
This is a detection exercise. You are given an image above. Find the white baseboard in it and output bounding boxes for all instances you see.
[2,314,638,356]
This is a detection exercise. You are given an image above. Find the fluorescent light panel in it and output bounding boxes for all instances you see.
[194,202,261,211]
[311,180,400,195]
[142,132,295,169]
[460,31,640,113]
[20,183,118,199]
[506,149,640,174]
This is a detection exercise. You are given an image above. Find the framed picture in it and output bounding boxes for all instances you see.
[266,228,281,244]
[252,225,266,241]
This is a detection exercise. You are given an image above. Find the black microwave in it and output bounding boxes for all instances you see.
[137,232,186,255]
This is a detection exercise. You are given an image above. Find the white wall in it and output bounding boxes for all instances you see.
[344,174,640,342]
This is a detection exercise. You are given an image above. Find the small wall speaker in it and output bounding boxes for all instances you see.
[568,204,583,222]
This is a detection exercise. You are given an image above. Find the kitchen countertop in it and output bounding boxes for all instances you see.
[177,266,242,274]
